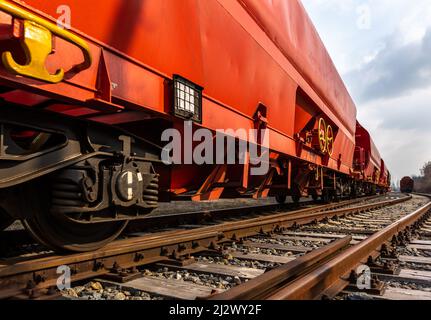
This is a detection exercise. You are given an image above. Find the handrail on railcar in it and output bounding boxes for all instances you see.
[0,0,92,82]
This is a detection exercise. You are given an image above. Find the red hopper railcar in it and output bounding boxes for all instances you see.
[0,0,389,251]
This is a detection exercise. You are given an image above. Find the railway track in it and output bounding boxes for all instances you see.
[0,196,378,258]
[211,194,430,300]
[1,193,425,300]
[338,195,431,300]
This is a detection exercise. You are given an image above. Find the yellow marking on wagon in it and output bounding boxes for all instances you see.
[0,0,92,83]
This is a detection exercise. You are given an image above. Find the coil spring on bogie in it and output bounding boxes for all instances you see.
[51,181,86,207]
[49,167,95,208]
[143,175,159,206]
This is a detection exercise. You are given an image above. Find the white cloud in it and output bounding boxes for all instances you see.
[345,28,431,103]
[398,2,431,44]
[358,87,431,182]
[301,0,431,181]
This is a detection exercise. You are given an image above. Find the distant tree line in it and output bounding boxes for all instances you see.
[413,161,431,193]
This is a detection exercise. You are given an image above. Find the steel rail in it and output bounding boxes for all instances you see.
[0,196,379,249]
[206,236,352,300]
[0,198,347,242]
[0,195,410,299]
[132,195,379,230]
[266,200,431,300]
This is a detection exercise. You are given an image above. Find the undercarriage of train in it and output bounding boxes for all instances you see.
[270,162,383,205]
[0,104,387,252]
[0,104,160,251]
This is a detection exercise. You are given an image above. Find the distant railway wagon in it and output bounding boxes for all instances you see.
[0,0,390,251]
[400,177,414,193]
[354,122,390,195]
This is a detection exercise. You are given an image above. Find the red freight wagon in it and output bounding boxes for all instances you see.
[379,160,390,188]
[354,121,388,194]
[400,177,414,193]
[0,0,389,251]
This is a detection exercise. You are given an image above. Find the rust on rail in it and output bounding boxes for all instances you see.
[206,236,352,300]
[0,195,411,299]
[266,201,431,300]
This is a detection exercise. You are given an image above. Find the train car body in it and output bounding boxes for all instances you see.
[380,160,391,188]
[0,0,389,251]
[400,177,414,193]
[353,121,389,193]
[354,122,382,182]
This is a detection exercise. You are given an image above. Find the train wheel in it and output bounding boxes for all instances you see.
[292,194,301,204]
[275,194,287,204]
[350,187,357,199]
[322,189,331,203]
[23,215,127,252]
[0,208,14,231]
[21,184,128,252]
[311,191,319,202]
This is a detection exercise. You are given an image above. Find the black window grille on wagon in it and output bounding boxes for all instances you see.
[173,75,203,123]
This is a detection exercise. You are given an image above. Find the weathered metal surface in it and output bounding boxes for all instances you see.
[0,195,406,299]
[207,236,351,300]
[266,201,431,300]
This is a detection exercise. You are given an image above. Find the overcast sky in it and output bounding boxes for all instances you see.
[301,0,431,185]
